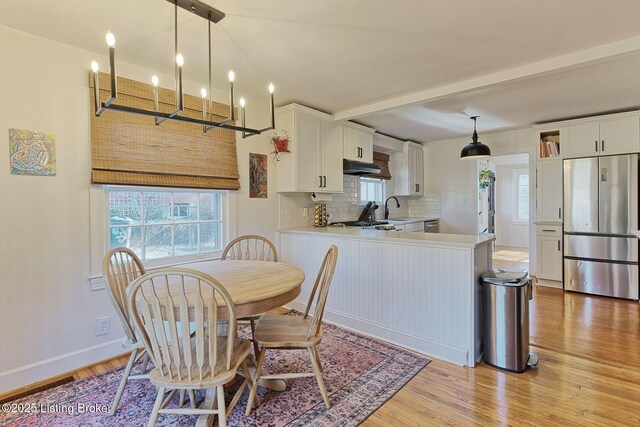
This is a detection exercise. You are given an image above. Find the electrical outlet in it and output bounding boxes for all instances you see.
[95,316,111,336]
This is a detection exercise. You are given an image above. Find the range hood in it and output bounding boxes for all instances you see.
[343,159,381,175]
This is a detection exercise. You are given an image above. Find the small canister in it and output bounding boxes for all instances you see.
[314,203,327,227]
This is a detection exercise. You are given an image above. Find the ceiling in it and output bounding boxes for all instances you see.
[3,0,640,142]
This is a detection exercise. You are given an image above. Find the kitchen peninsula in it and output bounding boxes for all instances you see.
[277,227,495,366]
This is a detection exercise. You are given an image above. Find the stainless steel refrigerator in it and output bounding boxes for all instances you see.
[563,154,639,300]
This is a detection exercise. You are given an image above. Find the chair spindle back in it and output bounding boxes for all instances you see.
[127,268,238,383]
[303,245,339,339]
[221,235,278,262]
[103,247,146,344]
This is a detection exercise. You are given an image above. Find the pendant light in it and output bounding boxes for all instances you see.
[460,116,491,159]
[90,0,275,137]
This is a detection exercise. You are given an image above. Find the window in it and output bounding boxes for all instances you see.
[359,177,385,204]
[106,188,224,262]
[515,169,529,221]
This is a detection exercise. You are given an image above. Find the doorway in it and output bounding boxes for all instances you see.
[478,153,530,270]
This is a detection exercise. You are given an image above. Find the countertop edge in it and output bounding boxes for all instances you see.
[278,227,495,249]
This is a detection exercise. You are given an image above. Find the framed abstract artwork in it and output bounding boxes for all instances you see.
[249,153,267,198]
[9,128,56,176]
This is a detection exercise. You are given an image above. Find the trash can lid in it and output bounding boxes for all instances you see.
[482,269,529,286]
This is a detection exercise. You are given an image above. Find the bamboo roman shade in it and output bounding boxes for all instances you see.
[90,73,240,190]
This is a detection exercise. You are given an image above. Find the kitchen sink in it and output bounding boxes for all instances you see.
[387,217,413,221]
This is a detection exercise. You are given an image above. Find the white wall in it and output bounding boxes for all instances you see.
[423,128,537,272]
[0,24,276,392]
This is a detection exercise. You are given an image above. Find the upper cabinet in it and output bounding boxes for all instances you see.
[393,141,424,196]
[536,158,563,222]
[343,124,374,163]
[566,115,640,158]
[276,104,344,193]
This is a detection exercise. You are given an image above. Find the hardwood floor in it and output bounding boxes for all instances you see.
[7,289,640,426]
[365,286,640,426]
[493,245,530,271]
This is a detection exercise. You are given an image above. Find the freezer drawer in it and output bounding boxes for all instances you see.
[564,234,638,262]
[564,259,639,300]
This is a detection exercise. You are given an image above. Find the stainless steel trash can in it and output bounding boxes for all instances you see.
[481,269,538,373]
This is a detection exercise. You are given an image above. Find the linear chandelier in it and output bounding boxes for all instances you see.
[90,0,275,137]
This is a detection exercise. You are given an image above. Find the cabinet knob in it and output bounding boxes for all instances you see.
[595,140,598,152]
[601,140,605,152]
[557,240,561,251]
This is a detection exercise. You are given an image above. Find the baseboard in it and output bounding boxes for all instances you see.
[286,300,469,366]
[537,278,563,289]
[0,338,124,394]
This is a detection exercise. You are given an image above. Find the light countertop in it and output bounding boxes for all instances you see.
[384,217,439,225]
[279,226,495,249]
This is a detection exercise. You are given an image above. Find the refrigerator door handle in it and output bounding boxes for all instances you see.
[601,167,607,182]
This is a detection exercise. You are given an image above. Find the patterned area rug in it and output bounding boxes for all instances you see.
[1,317,429,426]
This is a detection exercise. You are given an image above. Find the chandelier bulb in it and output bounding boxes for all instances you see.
[239,97,246,108]
[151,75,159,87]
[268,83,275,94]
[200,88,208,98]
[105,31,116,48]
[90,60,99,73]
[228,70,236,83]
[176,53,185,68]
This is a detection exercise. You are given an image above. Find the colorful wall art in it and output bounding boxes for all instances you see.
[9,128,56,176]
[249,153,268,198]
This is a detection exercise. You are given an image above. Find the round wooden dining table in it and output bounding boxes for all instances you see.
[186,260,305,426]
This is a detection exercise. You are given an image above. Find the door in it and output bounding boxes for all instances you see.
[537,235,562,280]
[343,127,359,161]
[536,159,562,221]
[599,117,640,156]
[567,122,600,158]
[598,154,638,234]
[295,113,322,191]
[321,122,344,193]
[563,157,598,233]
[357,131,373,163]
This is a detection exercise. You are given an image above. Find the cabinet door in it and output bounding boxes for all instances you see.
[357,131,373,163]
[536,159,562,221]
[296,114,322,191]
[321,122,344,193]
[600,116,640,156]
[567,122,599,158]
[343,127,359,161]
[536,235,562,280]
[405,222,425,232]
[409,147,424,196]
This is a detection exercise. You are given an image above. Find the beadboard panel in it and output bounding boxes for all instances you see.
[279,232,486,366]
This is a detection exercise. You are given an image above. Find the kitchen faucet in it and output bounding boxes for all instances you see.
[384,196,400,219]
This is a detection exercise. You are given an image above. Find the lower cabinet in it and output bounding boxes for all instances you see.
[536,224,563,286]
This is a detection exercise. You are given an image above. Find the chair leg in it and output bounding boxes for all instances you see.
[148,387,165,427]
[314,348,324,373]
[141,352,150,373]
[179,389,185,406]
[188,389,197,409]
[241,360,260,408]
[217,385,227,427]
[109,349,138,415]
[249,319,260,357]
[309,347,330,409]
[245,346,267,416]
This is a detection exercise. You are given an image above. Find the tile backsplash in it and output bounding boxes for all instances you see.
[279,175,440,229]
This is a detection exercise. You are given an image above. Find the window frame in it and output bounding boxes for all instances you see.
[103,185,232,269]
[513,168,529,223]
[359,177,386,206]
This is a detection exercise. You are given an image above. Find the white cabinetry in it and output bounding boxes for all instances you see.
[566,115,640,158]
[276,104,343,193]
[404,222,425,232]
[536,158,563,222]
[536,225,562,286]
[393,141,424,196]
[343,125,373,163]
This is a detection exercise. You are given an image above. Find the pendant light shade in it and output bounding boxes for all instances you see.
[460,116,491,159]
